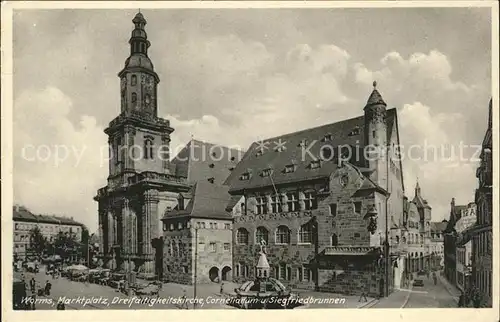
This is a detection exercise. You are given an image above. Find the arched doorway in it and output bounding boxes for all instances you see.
[221,266,232,281]
[209,267,219,282]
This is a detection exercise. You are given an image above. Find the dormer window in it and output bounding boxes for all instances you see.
[178,195,185,211]
[310,160,321,169]
[284,164,296,173]
[348,127,360,136]
[207,177,215,184]
[298,139,308,147]
[256,149,264,157]
[261,168,273,177]
[323,133,333,142]
[240,172,251,180]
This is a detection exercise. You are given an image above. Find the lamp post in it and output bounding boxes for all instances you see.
[193,227,198,310]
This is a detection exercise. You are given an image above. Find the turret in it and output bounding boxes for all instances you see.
[364,81,388,189]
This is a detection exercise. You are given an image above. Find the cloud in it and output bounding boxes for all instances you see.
[14,87,107,230]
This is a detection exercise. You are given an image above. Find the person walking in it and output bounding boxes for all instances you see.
[44,280,52,296]
[458,292,465,307]
[181,289,189,309]
[220,282,224,295]
[56,300,66,310]
[29,278,36,295]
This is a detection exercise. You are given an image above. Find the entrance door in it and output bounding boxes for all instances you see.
[209,267,219,282]
[221,266,232,281]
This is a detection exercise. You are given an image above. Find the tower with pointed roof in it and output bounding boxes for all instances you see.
[95,13,191,276]
[364,81,388,190]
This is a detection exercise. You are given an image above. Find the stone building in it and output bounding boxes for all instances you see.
[454,203,476,292]
[471,98,493,307]
[429,221,447,270]
[161,181,241,284]
[443,198,468,286]
[13,205,84,260]
[94,13,192,276]
[225,83,405,297]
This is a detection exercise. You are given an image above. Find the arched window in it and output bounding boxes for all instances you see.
[131,75,137,86]
[276,225,290,244]
[144,139,154,159]
[237,228,249,245]
[298,223,313,244]
[396,236,400,244]
[331,233,339,246]
[256,226,269,244]
[131,92,137,108]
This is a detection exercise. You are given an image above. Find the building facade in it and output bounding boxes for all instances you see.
[429,221,447,270]
[471,98,493,307]
[162,181,240,284]
[225,84,405,298]
[13,205,83,260]
[455,203,476,292]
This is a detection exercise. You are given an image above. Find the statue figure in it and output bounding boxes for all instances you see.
[259,239,267,254]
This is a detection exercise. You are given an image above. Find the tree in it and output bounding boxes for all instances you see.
[29,226,48,258]
[52,231,79,260]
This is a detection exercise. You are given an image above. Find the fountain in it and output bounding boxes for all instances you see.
[230,240,301,309]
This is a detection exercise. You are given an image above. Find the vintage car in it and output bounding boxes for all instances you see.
[109,273,126,289]
[97,269,111,286]
[131,282,161,298]
[413,279,424,287]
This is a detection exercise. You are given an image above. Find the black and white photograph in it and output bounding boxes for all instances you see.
[1,1,498,319]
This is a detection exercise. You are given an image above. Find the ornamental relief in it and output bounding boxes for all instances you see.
[234,211,313,223]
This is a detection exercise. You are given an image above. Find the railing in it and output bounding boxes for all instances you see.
[323,246,375,256]
[128,171,187,185]
[108,112,170,128]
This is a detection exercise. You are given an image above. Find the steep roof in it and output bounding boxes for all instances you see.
[225,108,397,192]
[430,221,448,233]
[445,204,467,232]
[171,139,244,186]
[163,180,233,220]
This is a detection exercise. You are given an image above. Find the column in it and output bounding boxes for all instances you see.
[122,199,129,254]
[124,126,136,171]
[142,189,159,261]
[161,135,170,174]
[107,209,114,251]
[266,195,272,213]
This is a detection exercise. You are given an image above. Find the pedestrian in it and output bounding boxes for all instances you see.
[56,300,66,310]
[181,289,189,309]
[458,292,465,307]
[220,282,224,295]
[44,280,52,296]
[29,277,36,294]
[30,294,37,310]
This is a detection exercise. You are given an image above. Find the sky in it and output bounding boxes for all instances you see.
[12,7,492,232]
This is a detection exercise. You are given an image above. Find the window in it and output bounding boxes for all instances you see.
[287,192,299,211]
[170,224,174,231]
[178,222,183,230]
[329,203,337,216]
[304,192,317,210]
[324,133,333,142]
[241,203,245,213]
[354,202,362,213]
[223,243,230,251]
[132,92,137,106]
[240,172,251,180]
[331,234,339,246]
[372,130,376,138]
[144,139,154,159]
[299,139,308,147]
[256,226,269,244]
[271,195,283,213]
[262,168,273,177]
[303,267,311,282]
[298,223,313,244]
[310,160,321,169]
[237,228,249,245]
[131,75,137,86]
[183,266,188,274]
[278,263,287,280]
[276,226,291,244]
[236,264,240,277]
[256,196,268,215]
[201,222,206,229]
[284,164,296,173]
[209,242,216,253]
[224,223,231,230]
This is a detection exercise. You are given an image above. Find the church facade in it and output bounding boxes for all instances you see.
[94,13,192,276]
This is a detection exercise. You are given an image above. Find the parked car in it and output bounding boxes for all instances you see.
[413,279,424,287]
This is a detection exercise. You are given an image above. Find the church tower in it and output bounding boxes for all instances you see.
[364,81,388,190]
[95,13,190,276]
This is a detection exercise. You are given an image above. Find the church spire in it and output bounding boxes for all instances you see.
[415,179,421,197]
[365,81,387,108]
[129,12,150,56]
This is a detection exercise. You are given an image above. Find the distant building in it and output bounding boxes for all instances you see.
[471,99,493,307]
[455,203,476,292]
[161,181,242,284]
[429,221,447,270]
[225,83,405,297]
[13,205,84,261]
[443,198,470,286]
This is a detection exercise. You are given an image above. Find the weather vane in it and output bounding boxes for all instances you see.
[373,80,377,89]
